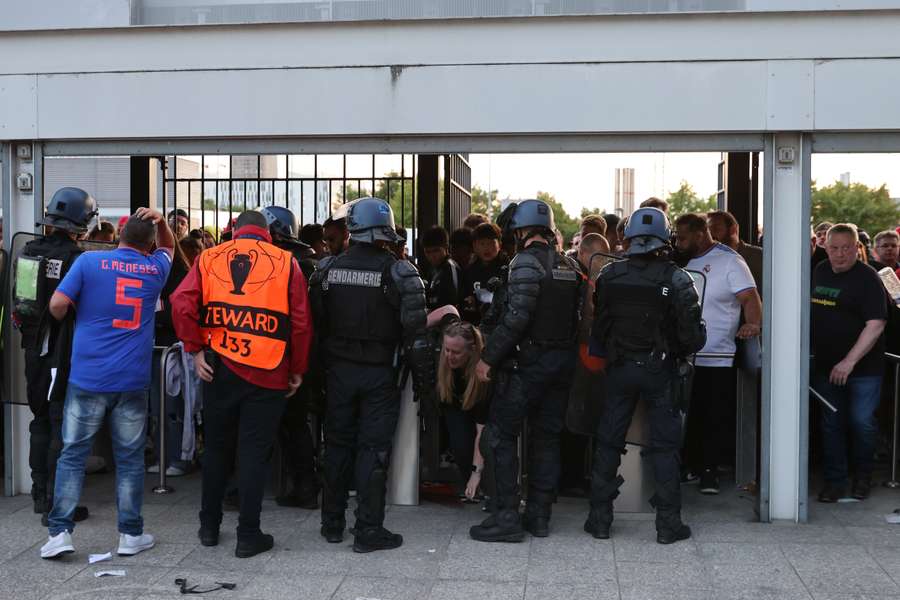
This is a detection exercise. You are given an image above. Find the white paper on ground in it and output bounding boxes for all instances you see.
[885,513,900,524]
[94,570,126,578]
[89,552,112,564]
[837,497,860,503]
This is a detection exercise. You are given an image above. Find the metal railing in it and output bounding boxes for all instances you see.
[885,353,900,488]
[810,352,900,488]
[152,344,179,495]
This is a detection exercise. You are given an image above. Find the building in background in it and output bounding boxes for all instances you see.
[614,167,635,216]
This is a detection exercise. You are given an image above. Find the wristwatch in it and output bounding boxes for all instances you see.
[471,465,483,475]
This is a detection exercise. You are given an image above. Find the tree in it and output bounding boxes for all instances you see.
[536,190,581,243]
[811,181,900,236]
[471,185,501,218]
[666,181,717,220]
[336,173,415,226]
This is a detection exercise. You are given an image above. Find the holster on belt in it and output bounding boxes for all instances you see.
[672,358,694,414]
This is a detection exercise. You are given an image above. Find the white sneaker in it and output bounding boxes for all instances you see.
[165,464,187,477]
[117,533,155,556]
[41,532,75,559]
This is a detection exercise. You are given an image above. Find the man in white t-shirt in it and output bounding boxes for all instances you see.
[674,213,762,495]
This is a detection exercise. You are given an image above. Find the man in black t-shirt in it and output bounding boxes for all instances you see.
[811,224,888,503]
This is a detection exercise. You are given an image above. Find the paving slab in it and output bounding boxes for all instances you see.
[525,582,619,600]
[331,575,434,600]
[428,580,525,600]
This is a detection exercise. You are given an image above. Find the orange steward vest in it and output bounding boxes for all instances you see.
[199,237,292,370]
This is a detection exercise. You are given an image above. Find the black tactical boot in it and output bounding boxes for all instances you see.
[656,510,691,545]
[353,526,403,553]
[320,516,346,543]
[657,523,692,545]
[198,525,219,547]
[584,503,613,540]
[852,477,872,500]
[235,532,274,558]
[469,509,524,543]
[523,515,549,538]
[523,493,553,538]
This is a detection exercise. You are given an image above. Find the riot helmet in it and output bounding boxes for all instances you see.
[496,199,556,250]
[344,197,401,244]
[39,187,98,234]
[499,199,555,233]
[260,205,299,239]
[623,207,670,256]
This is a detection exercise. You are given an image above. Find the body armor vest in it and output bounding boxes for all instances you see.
[320,244,402,365]
[526,247,583,346]
[600,259,676,359]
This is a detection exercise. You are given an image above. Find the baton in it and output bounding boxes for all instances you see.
[809,386,838,413]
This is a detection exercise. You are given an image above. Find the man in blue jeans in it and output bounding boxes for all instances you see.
[40,207,174,559]
[811,223,888,503]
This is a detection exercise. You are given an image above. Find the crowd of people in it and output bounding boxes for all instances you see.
[14,183,900,562]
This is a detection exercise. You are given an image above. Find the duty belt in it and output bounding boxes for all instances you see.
[618,350,669,365]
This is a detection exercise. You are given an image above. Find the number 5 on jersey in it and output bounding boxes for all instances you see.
[113,277,143,330]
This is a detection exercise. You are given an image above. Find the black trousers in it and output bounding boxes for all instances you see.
[25,346,63,499]
[685,366,736,473]
[277,387,318,494]
[199,362,287,538]
[484,348,573,517]
[591,360,682,521]
[443,404,476,492]
[321,360,399,530]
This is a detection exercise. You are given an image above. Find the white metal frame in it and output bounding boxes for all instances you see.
[3,133,805,523]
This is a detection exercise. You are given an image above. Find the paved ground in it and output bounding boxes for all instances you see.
[4,471,900,600]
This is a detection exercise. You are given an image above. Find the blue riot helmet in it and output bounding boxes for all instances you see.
[506,199,555,233]
[344,197,401,244]
[623,207,671,256]
[260,205,300,239]
[39,187,99,234]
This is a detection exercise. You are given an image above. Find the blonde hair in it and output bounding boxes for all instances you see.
[437,321,487,411]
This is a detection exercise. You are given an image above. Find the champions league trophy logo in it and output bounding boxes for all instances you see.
[227,249,257,295]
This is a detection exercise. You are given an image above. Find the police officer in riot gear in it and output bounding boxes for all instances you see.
[470,199,584,542]
[13,187,98,523]
[585,207,706,544]
[309,197,427,553]
[259,205,322,509]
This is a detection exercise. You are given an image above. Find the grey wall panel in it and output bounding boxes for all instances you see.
[0,75,36,139]
[814,59,900,131]
[34,61,768,139]
[4,12,900,75]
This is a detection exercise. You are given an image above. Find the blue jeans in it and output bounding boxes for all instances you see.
[813,373,882,487]
[49,384,148,536]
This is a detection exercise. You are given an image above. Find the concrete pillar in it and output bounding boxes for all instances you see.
[2,141,42,496]
[761,133,811,522]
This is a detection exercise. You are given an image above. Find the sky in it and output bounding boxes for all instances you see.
[469,153,900,218]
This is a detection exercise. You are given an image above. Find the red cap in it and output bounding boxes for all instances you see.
[117,216,129,229]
